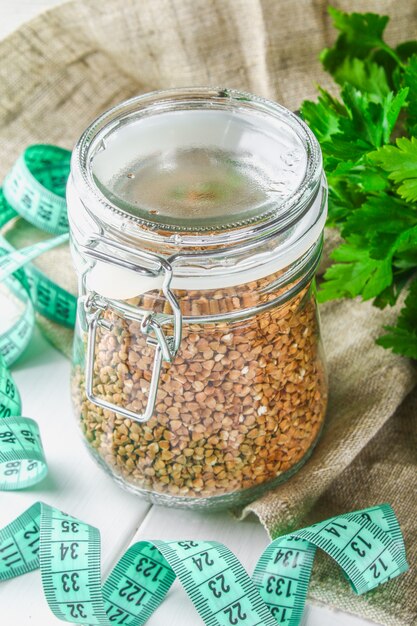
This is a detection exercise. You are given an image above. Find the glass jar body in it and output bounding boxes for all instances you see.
[71,276,327,509]
[68,87,328,509]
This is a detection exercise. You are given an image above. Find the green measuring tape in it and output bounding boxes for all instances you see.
[3,144,70,235]
[0,145,74,490]
[0,144,77,367]
[0,352,47,490]
[0,144,409,625]
[0,503,408,626]
[0,145,75,494]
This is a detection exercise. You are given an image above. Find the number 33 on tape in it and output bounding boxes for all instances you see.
[0,502,408,626]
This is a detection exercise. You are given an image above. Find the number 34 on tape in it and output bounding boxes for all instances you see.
[0,502,408,626]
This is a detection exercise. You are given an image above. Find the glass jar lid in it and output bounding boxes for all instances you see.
[89,91,310,232]
[68,87,326,298]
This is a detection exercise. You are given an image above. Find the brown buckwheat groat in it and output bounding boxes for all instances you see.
[71,279,327,503]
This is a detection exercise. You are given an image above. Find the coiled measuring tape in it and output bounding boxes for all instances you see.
[0,145,74,487]
[0,145,77,367]
[0,502,408,626]
[0,145,409,625]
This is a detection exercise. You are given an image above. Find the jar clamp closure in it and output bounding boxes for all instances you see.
[68,87,328,508]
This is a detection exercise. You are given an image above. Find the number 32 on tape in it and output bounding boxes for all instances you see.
[0,502,408,626]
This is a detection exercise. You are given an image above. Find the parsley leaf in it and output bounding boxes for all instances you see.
[300,88,343,142]
[340,85,408,148]
[319,238,393,302]
[377,279,417,358]
[342,194,417,239]
[321,8,402,74]
[331,160,388,193]
[331,58,390,98]
[403,54,417,133]
[369,137,417,202]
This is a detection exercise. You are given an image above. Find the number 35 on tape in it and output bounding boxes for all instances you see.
[0,502,408,626]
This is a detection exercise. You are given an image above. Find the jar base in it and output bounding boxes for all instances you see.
[84,426,323,511]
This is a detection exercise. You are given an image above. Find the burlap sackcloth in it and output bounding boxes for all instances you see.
[0,1,416,624]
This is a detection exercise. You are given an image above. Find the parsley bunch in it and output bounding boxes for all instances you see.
[301,7,417,359]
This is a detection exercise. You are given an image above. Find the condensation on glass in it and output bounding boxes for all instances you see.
[67,87,328,509]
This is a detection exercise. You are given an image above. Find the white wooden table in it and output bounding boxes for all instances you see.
[0,3,376,625]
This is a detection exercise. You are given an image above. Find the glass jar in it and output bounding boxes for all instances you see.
[68,87,328,509]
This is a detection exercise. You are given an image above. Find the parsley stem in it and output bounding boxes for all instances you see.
[380,43,405,69]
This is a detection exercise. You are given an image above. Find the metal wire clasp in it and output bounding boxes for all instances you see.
[81,236,182,423]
